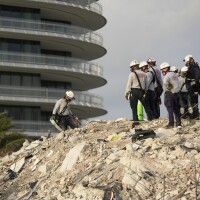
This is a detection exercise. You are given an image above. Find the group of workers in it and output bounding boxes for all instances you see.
[125,55,200,128]
[51,54,200,131]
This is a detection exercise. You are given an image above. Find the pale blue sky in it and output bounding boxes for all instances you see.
[93,0,200,120]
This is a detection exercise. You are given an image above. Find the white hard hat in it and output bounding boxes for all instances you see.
[171,66,178,72]
[66,90,75,99]
[181,66,188,72]
[147,58,156,63]
[130,60,139,67]
[139,61,148,68]
[183,55,193,62]
[160,62,170,70]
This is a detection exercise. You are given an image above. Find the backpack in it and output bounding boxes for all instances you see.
[151,67,163,97]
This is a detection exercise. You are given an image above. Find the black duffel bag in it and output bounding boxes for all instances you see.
[132,128,156,142]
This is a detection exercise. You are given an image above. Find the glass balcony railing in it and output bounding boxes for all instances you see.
[0,17,103,46]
[0,51,104,77]
[0,86,104,109]
[31,0,103,15]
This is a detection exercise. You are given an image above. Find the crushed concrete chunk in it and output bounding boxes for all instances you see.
[60,141,86,172]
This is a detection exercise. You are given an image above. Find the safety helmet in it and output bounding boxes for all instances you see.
[183,55,193,62]
[130,60,139,68]
[139,61,148,68]
[66,90,75,99]
[147,58,156,63]
[181,66,188,72]
[170,66,178,72]
[160,62,170,70]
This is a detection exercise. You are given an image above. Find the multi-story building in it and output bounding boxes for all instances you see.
[0,0,107,135]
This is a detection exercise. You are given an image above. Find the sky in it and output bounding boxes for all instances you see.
[92,0,200,120]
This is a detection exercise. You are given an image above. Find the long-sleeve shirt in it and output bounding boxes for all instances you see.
[146,71,155,91]
[149,66,163,86]
[125,70,146,93]
[52,98,73,116]
[163,72,180,93]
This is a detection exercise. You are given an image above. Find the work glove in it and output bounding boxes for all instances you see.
[180,107,185,115]
[188,107,193,114]
[166,84,173,91]
[52,114,57,121]
[142,90,147,100]
[157,97,162,105]
[125,91,130,100]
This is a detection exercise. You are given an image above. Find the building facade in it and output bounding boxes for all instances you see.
[0,0,107,135]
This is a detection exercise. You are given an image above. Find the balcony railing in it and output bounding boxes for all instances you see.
[0,51,103,77]
[12,120,58,136]
[31,0,103,15]
[0,86,104,108]
[0,17,103,46]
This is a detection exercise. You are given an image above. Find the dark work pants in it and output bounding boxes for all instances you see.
[190,93,199,119]
[129,88,154,121]
[164,92,181,126]
[187,83,199,119]
[154,98,161,119]
[179,92,192,118]
[58,115,80,131]
[145,90,158,119]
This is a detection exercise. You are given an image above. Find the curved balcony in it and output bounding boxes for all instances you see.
[0,17,106,60]
[0,86,107,118]
[0,0,106,30]
[0,51,107,90]
[12,120,58,136]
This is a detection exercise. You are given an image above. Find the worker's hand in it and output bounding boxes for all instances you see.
[52,114,57,121]
[142,92,147,100]
[166,84,173,91]
[125,92,130,100]
[157,97,162,105]
[75,116,79,120]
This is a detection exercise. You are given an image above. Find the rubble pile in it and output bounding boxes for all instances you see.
[1,118,200,200]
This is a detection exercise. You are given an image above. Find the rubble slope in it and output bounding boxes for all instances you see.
[1,118,200,200]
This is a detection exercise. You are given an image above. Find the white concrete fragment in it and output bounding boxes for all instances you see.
[46,150,53,157]
[26,140,41,150]
[184,141,194,149]
[56,132,64,140]
[60,142,86,172]
[38,164,51,173]
[10,157,25,173]
[106,153,117,164]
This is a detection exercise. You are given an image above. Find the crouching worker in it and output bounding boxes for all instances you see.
[52,90,81,131]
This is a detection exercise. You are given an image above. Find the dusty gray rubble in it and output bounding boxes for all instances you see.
[0,118,200,200]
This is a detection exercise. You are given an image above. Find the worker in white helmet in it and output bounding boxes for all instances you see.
[52,90,80,131]
[170,66,179,74]
[183,55,200,119]
[139,61,157,120]
[160,62,182,128]
[125,60,154,121]
[147,57,163,118]
[178,66,193,119]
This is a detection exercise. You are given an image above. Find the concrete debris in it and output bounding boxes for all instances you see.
[1,118,200,199]
[10,157,25,173]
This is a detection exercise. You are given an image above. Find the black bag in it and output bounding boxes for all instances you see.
[132,128,156,142]
[155,82,163,97]
[151,67,163,97]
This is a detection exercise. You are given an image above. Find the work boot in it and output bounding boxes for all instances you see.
[132,121,140,128]
[164,124,174,129]
[188,107,193,114]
